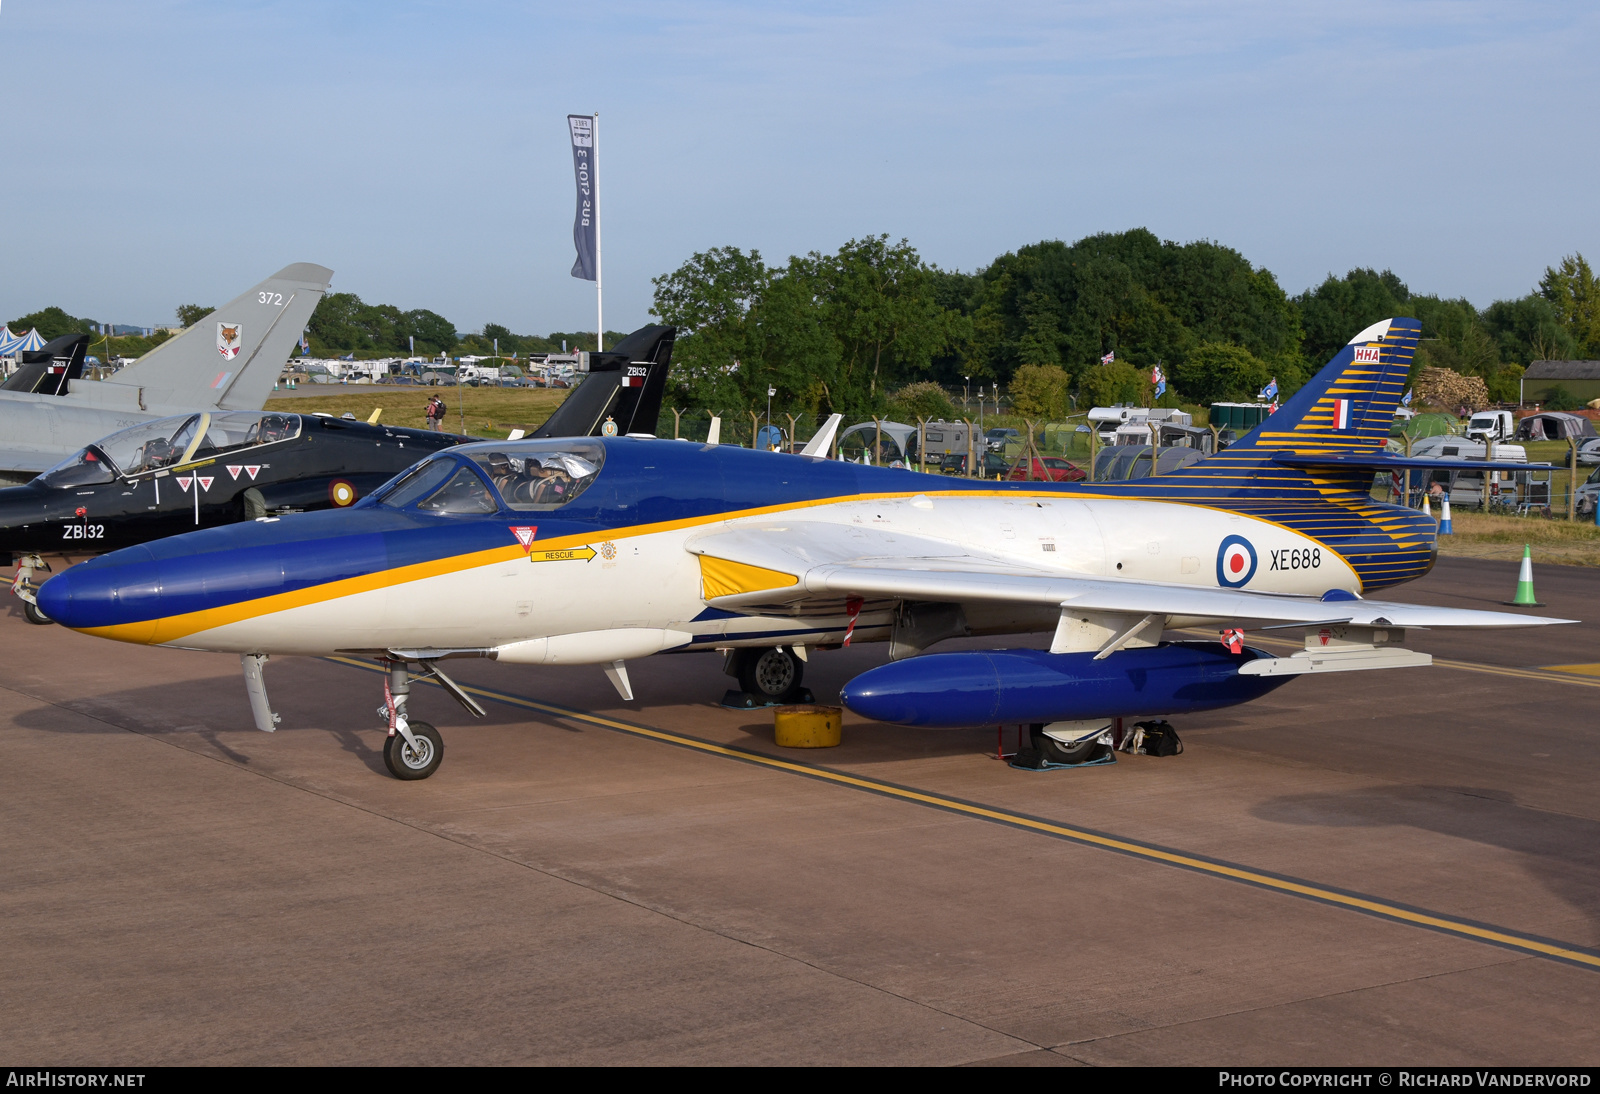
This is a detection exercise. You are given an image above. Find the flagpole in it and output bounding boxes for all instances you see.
[593,111,602,352]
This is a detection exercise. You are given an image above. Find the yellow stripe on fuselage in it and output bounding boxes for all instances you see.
[78,485,1382,645]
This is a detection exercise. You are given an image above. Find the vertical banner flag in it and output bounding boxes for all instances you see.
[567,115,597,282]
[1152,364,1166,398]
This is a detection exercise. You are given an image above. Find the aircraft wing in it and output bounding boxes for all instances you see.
[685,521,1573,629]
[0,445,62,476]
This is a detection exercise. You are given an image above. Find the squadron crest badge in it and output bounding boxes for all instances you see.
[217,322,242,359]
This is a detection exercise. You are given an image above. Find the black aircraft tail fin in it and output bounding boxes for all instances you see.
[530,324,676,439]
[2,333,89,396]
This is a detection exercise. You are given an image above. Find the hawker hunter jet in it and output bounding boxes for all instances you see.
[3,324,679,624]
[38,318,1571,780]
[0,263,332,485]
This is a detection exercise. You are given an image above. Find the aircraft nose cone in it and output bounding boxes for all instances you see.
[36,547,163,641]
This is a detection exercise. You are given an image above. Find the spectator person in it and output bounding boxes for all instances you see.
[425,395,446,431]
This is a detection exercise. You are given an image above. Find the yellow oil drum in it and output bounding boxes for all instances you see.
[773,705,843,748]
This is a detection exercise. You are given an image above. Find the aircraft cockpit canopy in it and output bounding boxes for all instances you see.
[374,441,605,514]
[35,411,304,487]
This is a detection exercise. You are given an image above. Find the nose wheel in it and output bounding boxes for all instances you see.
[384,720,443,780]
[374,655,487,781]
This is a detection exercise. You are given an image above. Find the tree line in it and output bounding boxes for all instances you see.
[649,229,1600,420]
[11,230,1597,415]
[4,297,628,364]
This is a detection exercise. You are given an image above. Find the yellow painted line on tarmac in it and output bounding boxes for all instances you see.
[1543,663,1600,678]
[329,655,1600,972]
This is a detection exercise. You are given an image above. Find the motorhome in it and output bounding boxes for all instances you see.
[1408,436,1536,508]
[1088,406,1192,443]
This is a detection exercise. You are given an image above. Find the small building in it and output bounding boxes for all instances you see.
[1522,361,1600,405]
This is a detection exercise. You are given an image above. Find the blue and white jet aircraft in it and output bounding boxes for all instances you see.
[38,317,1571,779]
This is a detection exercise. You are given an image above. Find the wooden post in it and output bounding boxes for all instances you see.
[1484,433,1495,511]
[1404,434,1413,507]
[962,418,974,478]
[748,411,760,449]
[917,417,927,474]
[671,407,682,440]
[786,413,798,453]
[1088,422,1099,483]
[1025,420,1038,480]
[874,417,882,467]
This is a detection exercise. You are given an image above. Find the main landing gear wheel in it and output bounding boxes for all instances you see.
[384,720,443,780]
[736,647,805,704]
[23,600,53,626]
[1032,724,1110,766]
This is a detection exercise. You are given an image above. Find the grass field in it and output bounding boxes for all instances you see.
[1435,510,1600,567]
[267,387,571,439]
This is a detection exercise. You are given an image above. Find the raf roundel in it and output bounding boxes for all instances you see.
[1216,534,1257,589]
[328,479,357,507]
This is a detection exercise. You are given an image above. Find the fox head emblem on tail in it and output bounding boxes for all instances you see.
[217,323,241,359]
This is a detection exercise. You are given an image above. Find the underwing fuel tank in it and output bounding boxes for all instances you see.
[839,642,1295,727]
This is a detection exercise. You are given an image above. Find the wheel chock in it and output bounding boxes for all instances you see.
[773,704,842,748]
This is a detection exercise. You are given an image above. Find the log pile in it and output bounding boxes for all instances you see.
[1414,367,1490,412]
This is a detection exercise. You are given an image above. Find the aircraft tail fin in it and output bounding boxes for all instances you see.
[530,324,676,439]
[2,333,88,396]
[801,413,843,457]
[102,263,332,413]
[1228,317,1421,453]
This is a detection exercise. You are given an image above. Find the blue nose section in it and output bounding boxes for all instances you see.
[37,547,163,632]
[32,507,520,639]
[32,511,400,637]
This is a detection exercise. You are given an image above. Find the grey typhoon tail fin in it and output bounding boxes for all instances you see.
[103,263,332,413]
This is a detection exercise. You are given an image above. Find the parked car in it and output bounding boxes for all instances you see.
[1006,456,1086,482]
[939,450,1011,478]
[985,427,1020,452]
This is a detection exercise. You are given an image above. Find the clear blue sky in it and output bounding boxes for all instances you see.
[1,1,1595,337]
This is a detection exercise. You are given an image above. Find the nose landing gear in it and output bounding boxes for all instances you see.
[11,555,53,625]
[376,656,486,781]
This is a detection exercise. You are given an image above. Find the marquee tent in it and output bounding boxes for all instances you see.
[0,328,46,354]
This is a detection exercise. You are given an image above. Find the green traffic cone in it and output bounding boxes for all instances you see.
[1507,544,1543,607]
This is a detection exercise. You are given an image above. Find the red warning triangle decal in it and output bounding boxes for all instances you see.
[176,476,193,492]
[245,466,260,480]
[510,526,537,551]
[198,476,214,491]
[227,465,242,480]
